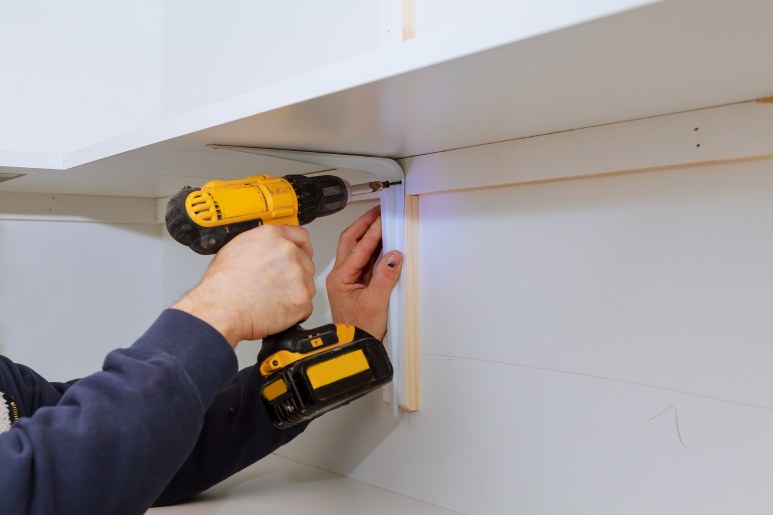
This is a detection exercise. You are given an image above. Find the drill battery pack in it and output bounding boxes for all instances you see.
[258,324,393,429]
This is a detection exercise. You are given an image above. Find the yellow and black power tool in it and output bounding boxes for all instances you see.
[165,173,398,428]
[165,173,398,255]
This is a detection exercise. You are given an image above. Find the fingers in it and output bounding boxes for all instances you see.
[337,216,384,282]
[277,225,314,259]
[361,240,383,286]
[336,206,381,263]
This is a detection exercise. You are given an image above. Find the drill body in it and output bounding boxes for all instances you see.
[166,174,350,255]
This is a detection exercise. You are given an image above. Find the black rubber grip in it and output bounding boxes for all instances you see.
[284,175,349,225]
[165,188,261,255]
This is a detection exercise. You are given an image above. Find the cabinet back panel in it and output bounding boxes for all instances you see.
[279,160,773,514]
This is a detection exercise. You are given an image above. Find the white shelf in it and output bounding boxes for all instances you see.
[147,454,457,515]
[1,0,772,197]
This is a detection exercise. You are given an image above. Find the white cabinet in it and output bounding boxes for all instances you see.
[8,0,773,196]
[2,1,773,514]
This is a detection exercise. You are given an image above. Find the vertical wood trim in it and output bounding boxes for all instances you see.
[402,0,416,41]
[402,194,421,410]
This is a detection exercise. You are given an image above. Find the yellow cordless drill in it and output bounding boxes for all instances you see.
[166,174,399,428]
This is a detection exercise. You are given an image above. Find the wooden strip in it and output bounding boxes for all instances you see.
[402,194,420,410]
[0,191,158,224]
[402,0,416,41]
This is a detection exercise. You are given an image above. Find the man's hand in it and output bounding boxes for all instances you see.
[326,206,403,340]
[174,225,316,347]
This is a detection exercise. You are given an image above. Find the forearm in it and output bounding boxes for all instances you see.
[0,309,237,515]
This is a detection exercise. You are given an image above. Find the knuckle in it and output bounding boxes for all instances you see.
[272,238,295,257]
[339,228,353,243]
[326,273,343,291]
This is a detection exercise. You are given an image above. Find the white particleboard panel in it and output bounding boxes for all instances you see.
[403,101,773,195]
[418,159,773,410]
[278,353,773,515]
[0,192,158,224]
[161,0,384,118]
[277,157,773,514]
[0,219,163,381]
[29,0,773,199]
[0,0,163,154]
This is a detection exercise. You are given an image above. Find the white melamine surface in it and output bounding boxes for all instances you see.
[161,0,385,118]
[277,159,773,514]
[404,101,773,195]
[418,160,773,409]
[0,0,162,154]
[0,214,163,381]
[28,0,773,197]
[4,0,773,198]
[148,454,458,515]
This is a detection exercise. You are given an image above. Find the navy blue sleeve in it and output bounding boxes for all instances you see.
[0,309,238,515]
[153,366,308,506]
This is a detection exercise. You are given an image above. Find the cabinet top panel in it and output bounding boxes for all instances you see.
[3,0,772,197]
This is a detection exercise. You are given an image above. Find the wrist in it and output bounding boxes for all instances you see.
[173,288,244,348]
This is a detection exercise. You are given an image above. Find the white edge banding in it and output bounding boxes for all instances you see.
[377,168,406,416]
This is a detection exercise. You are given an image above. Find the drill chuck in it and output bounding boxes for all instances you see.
[284,174,350,224]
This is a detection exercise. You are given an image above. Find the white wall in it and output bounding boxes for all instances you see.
[0,197,164,381]
[277,159,773,514]
[0,0,163,154]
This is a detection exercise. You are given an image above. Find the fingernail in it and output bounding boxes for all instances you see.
[385,251,402,269]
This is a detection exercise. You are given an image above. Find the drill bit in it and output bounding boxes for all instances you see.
[349,180,403,196]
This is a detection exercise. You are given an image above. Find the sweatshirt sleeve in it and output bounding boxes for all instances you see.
[153,365,308,506]
[0,308,238,515]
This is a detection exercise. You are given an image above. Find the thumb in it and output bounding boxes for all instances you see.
[370,251,403,301]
